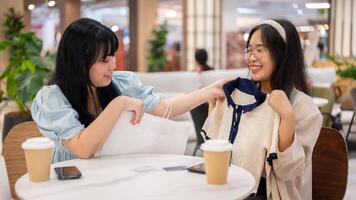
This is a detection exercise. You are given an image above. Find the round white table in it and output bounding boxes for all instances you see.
[312,97,329,107]
[16,154,255,200]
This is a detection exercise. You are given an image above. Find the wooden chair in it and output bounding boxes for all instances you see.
[312,127,348,200]
[2,121,41,199]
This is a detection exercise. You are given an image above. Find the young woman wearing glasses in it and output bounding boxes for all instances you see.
[246,21,322,200]
[204,19,322,200]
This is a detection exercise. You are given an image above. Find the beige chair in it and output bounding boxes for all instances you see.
[309,87,335,127]
[312,127,348,199]
[345,87,356,141]
[0,155,11,200]
[2,121,41,199]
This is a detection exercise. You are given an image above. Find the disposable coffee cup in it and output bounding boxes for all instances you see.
[201,139,232,185]
[21,137,54,182]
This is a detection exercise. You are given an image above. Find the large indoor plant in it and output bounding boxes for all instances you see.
[147,22,168,72]
[0,8,54,142]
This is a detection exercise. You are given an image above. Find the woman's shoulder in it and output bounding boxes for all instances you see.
[292,89,314,107]
[112,71,139,83]
[33,84,70,108]
[37,84,65,98]
[291,88,321,118]
[111,71,143,90]
[38,84,61,93]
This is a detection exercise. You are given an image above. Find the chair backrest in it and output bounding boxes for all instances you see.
[2,121,41,199]
[351,87,356,111]
[312,127,348,199]
[309,87,335,127]
[190,103,209,146]
[0,155,11,200]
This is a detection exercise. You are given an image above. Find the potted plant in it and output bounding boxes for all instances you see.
[326,53,356,110]
[325,53,356,79]
[147,22,168,72]
[0,8,54,142]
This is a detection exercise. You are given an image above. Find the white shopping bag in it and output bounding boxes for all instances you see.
[100,112,190,156]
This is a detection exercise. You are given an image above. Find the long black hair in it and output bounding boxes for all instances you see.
[51,18,120,127]
[246,19,307,99]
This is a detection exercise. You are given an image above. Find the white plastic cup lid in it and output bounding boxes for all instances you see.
[200,139,232,152]
[21,137,54,150]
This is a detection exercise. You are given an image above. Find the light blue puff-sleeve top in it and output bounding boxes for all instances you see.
[31,71,160,163]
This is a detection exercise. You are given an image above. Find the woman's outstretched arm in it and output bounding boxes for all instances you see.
[149,78,233,118]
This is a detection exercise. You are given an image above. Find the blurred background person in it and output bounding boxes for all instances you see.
[195,49,213,73]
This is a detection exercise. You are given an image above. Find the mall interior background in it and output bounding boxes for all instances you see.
[0,0,356,199]
[2,0,354,74]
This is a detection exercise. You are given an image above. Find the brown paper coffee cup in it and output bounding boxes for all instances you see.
[22,137,54,182]
[201,139,232,185]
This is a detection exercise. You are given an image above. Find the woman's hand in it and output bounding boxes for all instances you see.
[268,90,296,152]
[119,96,144,125]
[206,77,235,101]
[267,90,294,119]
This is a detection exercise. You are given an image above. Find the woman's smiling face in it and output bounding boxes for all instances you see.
[89,55,116,88]
[246,29,275,85]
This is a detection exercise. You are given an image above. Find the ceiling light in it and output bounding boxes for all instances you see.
[28,4,35,10]
[297,26,315,32]
[320,27,326,36]
[292,4,298,9]
[297,9,303,15]
[305,3,330,9]
[111,25,119,32]
[243,33,249,42]
[236,8,256,14]
[165,9,177,18]
[48,1,56,7]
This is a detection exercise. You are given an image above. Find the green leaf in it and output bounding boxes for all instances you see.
[20,60,36,72]
[0,40,10,50]
[0,67,11,80]
[6,74,17,98]
[15,97,26,113]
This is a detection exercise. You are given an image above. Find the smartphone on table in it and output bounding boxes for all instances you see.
[54,166,82,180]
[187,163,205,174]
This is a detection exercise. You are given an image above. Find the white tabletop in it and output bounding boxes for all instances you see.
[312,97,329,107]
[16,154,255,200]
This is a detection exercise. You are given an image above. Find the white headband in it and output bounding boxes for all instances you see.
[258,20,287,43]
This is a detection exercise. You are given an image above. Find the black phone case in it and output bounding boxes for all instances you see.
[187,163,205,174]
[54,167,82,180]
